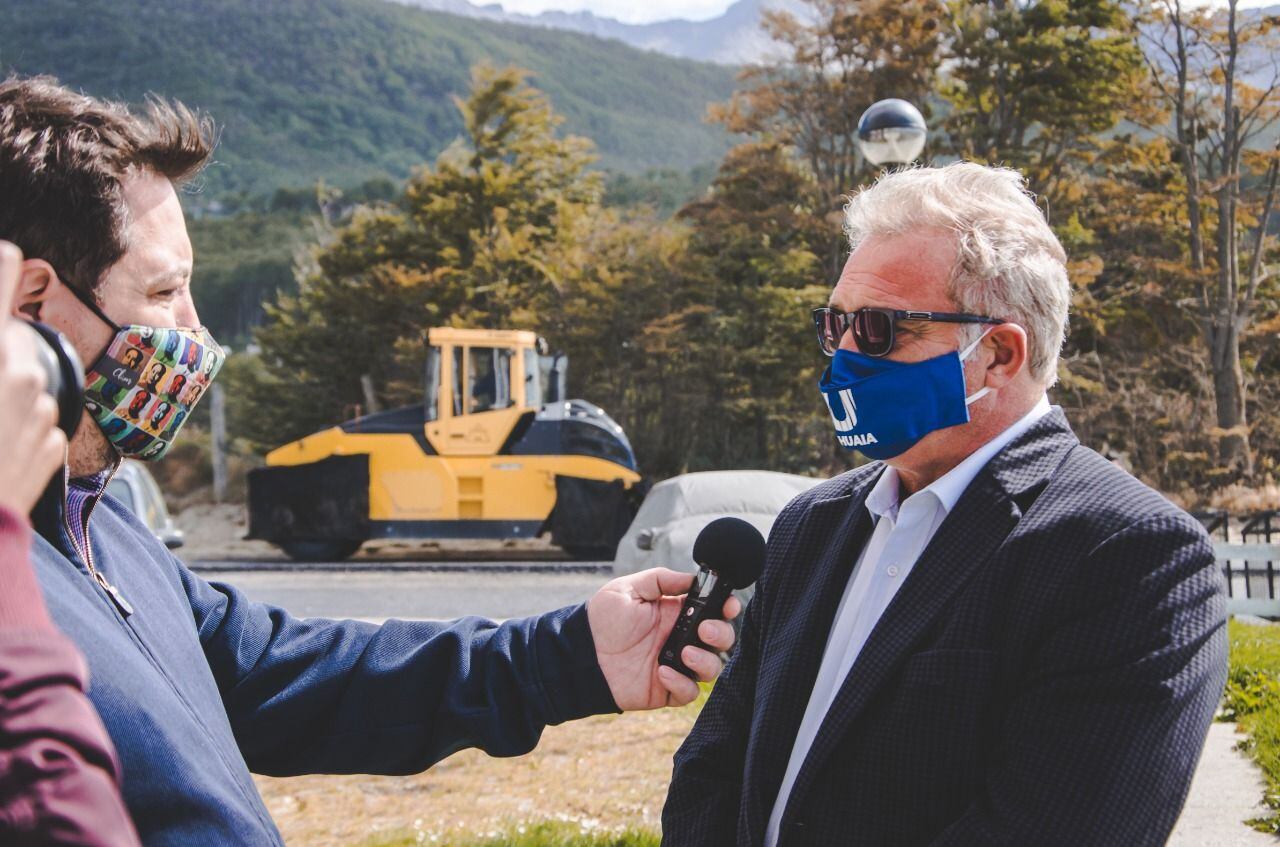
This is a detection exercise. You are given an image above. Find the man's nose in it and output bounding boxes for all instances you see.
[838,325,860,354]
[175,292,201,329]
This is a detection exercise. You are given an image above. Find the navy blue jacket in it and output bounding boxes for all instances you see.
[663,409,1228,846]
[29,472,618,846]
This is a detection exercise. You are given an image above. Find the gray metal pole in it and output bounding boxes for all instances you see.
[210,381,228,503]
[360,374,381,415]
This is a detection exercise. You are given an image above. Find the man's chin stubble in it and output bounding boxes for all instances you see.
[66,416,118,478]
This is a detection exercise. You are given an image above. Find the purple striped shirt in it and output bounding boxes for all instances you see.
[66,471,110,562]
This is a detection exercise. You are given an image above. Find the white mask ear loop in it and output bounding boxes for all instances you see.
[960,326,996,406]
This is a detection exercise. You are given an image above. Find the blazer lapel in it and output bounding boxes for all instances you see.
[777,409,1079,823]
[741,468,881,845]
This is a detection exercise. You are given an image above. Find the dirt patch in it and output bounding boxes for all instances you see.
[253,706,698,846]
[175,503,279,561]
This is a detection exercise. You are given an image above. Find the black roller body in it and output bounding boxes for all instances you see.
[659,517,766,680]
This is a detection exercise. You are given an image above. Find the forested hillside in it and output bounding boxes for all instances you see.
[1,0,736,195]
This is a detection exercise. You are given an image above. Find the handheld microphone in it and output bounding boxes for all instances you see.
[659,517,766,680]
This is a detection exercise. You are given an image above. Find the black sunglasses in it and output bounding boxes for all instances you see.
[812,307,1004,357]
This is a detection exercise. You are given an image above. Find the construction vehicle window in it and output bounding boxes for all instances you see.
[452,347,464,416]
[495,348,511,409]
[468,347,512,413]
[424,347,441,422]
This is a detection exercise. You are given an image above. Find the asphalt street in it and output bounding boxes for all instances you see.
[192,564,617,622]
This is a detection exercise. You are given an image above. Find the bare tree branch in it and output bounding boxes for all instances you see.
[1240,139,1280,323]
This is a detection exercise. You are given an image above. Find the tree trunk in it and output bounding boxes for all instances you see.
[1211,320,1251,474]
[1211,163,1251,473]
[1206,0,1252,475]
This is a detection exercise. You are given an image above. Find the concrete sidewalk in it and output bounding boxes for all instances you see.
[1169,722,1279,845]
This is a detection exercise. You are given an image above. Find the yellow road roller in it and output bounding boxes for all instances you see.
[246,328,644,561]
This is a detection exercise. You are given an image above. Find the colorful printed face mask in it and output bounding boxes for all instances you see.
[69,285,224,461]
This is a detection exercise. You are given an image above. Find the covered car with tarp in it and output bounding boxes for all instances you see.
[612,471,823,602]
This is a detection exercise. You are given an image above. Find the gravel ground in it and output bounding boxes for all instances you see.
[254,706,698,846]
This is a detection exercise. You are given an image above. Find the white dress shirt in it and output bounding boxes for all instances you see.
[763,396,1052,846]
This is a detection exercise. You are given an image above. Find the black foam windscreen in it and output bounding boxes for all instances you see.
[692,516,766,589]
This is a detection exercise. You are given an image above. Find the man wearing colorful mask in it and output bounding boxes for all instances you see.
[664,163,1228,846]
[0,76,740,846]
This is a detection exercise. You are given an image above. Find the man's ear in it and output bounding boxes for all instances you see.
[983,323,1028,389]
[13,259,59,320]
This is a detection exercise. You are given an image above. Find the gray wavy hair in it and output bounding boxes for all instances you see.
[843,162,1070,386]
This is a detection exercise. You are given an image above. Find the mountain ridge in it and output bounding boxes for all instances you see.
[399,0,806,64]
[1,0,739,197]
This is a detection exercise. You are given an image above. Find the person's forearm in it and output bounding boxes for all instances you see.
[0,507,141,847]
[177,547,619,776]
[0,507,51,629]
[235,606,618,775]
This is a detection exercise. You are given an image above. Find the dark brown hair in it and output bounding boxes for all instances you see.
[0,75,215,298]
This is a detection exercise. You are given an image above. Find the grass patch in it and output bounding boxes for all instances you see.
[357,820,659,847]
[692,680,714,711]
[1224,619,1280,832]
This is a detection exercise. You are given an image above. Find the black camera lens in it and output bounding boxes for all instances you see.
[22,320,84,439]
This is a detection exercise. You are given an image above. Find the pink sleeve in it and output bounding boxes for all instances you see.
[0,507,142,846]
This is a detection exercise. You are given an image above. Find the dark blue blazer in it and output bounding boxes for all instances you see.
[663,408,1228,846]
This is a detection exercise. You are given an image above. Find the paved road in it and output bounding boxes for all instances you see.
[193,564,616,621]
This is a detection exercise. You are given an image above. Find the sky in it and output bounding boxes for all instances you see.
[497,0,736,24]
[498,0,1274,24]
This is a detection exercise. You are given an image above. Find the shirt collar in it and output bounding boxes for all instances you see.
[70,469,112,494]
[865,395,1052,521]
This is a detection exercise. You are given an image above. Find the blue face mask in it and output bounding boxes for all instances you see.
[819,330,992,460]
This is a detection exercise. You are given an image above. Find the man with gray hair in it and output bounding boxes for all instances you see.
[663,162,1227,846]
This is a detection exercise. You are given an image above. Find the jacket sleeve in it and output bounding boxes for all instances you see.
[0,508,141,847]
[173,558,620,776]
[929,512,1229,847]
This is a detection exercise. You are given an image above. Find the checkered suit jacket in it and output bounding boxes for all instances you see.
[663,408,1228,847]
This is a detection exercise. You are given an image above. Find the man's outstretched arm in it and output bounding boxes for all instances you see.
[176,560,736,776]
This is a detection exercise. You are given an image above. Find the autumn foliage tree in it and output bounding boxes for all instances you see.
[1140,0,1280,475]
[942,0,1146,200]
[239,65,605,445]
[712,0,945,280]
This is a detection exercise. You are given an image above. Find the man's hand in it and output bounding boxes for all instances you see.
[0,242,67,516]
[587,568,741,710]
